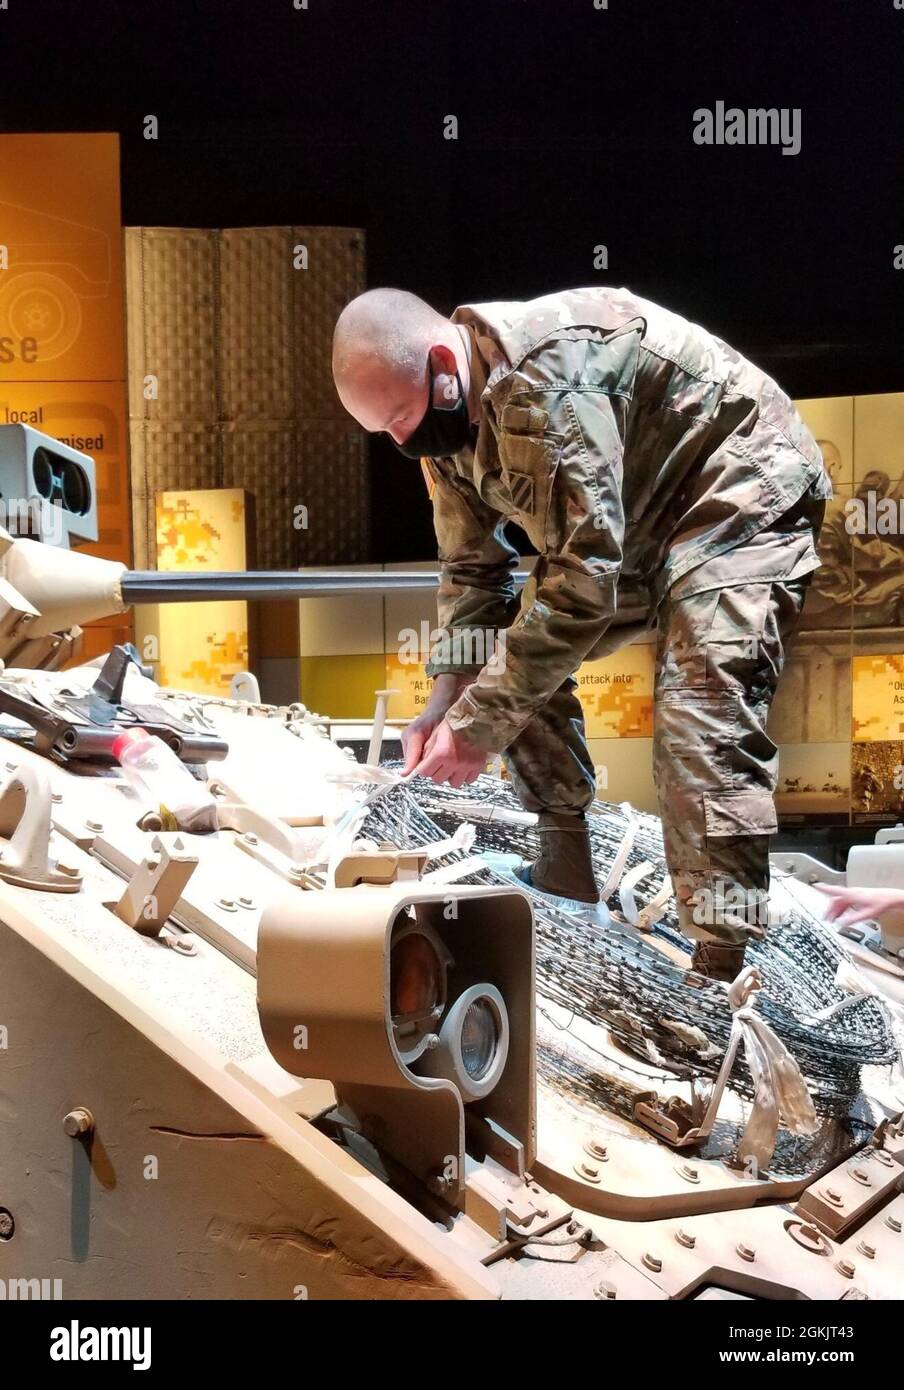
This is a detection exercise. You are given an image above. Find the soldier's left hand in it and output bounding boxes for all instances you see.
[407,716,488,788]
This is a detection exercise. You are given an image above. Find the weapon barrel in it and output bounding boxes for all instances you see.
[121,569,530,603]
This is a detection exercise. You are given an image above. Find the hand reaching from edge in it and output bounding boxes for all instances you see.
[813,882,904,927]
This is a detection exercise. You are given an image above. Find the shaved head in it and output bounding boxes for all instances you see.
[333,288,447,380]
[332,288,471,444]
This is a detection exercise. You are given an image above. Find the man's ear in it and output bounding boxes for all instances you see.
[428,343,460,406]
[428,342,458,376]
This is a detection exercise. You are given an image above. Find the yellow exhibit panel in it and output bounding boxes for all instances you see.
[576,645,655,739]
[134,488,250,696]
[299,654,388,719]
[852,654,904,743]
[586,736,657,813]
[384,653,434,719]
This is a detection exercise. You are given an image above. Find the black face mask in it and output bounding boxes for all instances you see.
[391,360,474,459]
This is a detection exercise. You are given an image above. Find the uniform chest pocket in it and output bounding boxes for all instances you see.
[497,430,561,553]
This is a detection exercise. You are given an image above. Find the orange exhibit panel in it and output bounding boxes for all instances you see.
[0,132,130,656]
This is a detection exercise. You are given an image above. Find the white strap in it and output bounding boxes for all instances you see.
[322,783,393,886]
[618,859,656,924]
[421,822,477,863]
[420,855,487,885]
[424,797,538,827]
[635,874,674,931]
[694,967,818,1171]
[601,802,638,899]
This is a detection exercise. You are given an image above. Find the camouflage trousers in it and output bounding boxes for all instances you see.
[503,496,823,945]
[503,674,597,818]
[651,570,811,945]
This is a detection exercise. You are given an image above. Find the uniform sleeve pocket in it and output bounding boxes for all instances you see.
[498,430,560,552]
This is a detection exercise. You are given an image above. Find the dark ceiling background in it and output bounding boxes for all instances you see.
[1,0,902,560]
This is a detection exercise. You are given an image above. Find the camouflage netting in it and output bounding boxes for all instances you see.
[361,770,899,1120]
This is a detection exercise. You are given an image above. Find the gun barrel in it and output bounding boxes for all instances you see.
[121,569,530,603]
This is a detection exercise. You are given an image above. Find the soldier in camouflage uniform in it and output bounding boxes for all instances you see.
[332,286,831,980]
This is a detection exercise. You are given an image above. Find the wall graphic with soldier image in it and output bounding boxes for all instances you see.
[771,392,904,826]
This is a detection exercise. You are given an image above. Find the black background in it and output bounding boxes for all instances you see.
[1,0,902,559]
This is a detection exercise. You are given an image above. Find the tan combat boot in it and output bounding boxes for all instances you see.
[517,811,599,904]
[690,937,747,983]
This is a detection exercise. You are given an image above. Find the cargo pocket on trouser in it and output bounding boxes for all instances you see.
[654,580,786,946]
[694,788,777,944]
[654,691,749,944]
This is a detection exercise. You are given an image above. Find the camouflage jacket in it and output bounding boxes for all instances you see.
[423,286,832,752]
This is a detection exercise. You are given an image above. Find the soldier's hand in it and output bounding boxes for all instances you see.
[407,717,488,788]
[401,674,472,775]
[401,712,439,775]
[813,882,904,926]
